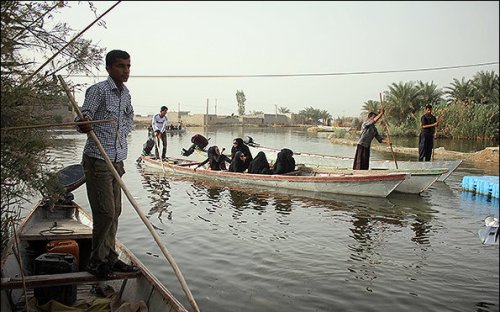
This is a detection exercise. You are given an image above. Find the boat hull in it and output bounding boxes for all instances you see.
[1,201,188,312]
[302,165,447,194]
[248,145,461,182]
[141,156,408,198]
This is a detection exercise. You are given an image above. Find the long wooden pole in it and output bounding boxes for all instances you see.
[58,75,200,312]
[1,119,115,131]
[379,93,398,169]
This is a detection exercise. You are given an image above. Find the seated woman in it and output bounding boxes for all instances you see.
[272,148,296,174]
[248,151,271,174]
[230,138,253,170]
[195,145,231,171]
[228,151,247,173]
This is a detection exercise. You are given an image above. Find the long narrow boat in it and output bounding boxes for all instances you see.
[247,144,462,182]
[1,166,188,312]
[298,164,448,195]
[192,149,446,195]
[140,156,409,198]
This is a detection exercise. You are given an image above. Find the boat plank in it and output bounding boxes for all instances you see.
[1,271,141,289]
[20,219,92,241]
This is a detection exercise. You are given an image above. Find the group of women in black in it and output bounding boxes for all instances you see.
[194,137,295,175]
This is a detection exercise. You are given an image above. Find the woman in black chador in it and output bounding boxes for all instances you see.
[248,151,271,174]
[230,138,253,170]
[195,145,231,171]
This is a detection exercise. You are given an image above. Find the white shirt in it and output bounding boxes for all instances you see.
[151,113,168,133]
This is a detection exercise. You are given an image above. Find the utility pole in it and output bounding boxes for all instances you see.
[275,104,278,125]
[215,98,217,116]
[177,102,180,121]
[206,98,209,127]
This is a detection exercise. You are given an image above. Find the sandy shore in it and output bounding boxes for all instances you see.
[328,137,499,166]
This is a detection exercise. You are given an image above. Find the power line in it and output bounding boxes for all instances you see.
[68,61,499,79]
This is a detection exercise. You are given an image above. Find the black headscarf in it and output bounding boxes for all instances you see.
[207,146,230,170]
[230,138,253,169]
[272,148,295,174]
[248,151,271,174]
[229,151,246,172]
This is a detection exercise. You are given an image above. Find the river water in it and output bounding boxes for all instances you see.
[47,127,498,312]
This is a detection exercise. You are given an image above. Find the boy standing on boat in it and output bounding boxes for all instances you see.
[76,49,138,277]
[152,106,169,160]
[418,104,438,161]
[353,109,389,170]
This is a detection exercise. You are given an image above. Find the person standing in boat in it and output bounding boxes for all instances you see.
[353,109,390,170]
[418,104,439,161]
[151,106,169,160]
[75,49,138,277]
[230,138,253,170]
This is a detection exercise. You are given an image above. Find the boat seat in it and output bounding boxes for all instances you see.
[1,271,141,290]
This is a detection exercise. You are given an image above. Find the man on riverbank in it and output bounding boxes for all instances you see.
[353,109,390,170]
[419,104,438,161]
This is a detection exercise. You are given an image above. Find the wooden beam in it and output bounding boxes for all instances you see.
[1,271,141,290]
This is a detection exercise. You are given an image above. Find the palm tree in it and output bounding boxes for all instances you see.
[278,107,290,114]
[444,77,475,105]
[361,100,379,116]
[384,81,420,124]
[319,109,332,125]
[416,81,444,108]
[472,71,499,105]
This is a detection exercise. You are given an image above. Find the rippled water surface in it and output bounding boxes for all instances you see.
[46,127,498,312]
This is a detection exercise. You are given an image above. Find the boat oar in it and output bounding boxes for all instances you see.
[379,93,398,169]
[154,135,166,173]
[432,117,439,161]
[58,75,200,312]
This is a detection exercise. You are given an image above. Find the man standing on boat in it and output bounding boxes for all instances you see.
[152,106,169,160]
[353,109,390,170]
[76,49,138,277]
[418,104,438,161]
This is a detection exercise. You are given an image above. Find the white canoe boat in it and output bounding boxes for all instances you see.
[247,144,461,182]
[1,166,188,312]
[140,156,409,198]
[299,164,448,195]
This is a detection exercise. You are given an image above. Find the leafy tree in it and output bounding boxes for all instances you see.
[444,77,475,105]
[361,100,380,116]
[297,107,330,125]
[472,71,499,105]
[384,82,420,120]
[319,109,332,125]
[1,1,104,253]
[235,90,246,116]
[278,107,290,114]
[416,81,443,107]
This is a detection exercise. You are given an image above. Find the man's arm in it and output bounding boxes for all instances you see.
[421,116,439,129]
[373,107,385,123]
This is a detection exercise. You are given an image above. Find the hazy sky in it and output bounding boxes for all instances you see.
[58,1,499,117]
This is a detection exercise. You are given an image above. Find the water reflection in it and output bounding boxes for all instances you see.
[346,193,436,289]
[141,173,172,223]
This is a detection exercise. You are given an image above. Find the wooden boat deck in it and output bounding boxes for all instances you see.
[19,218,93,241]
[1,271,141,289]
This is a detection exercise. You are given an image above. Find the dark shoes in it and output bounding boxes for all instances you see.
[87,262,113,278]
[112,260,140,273]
